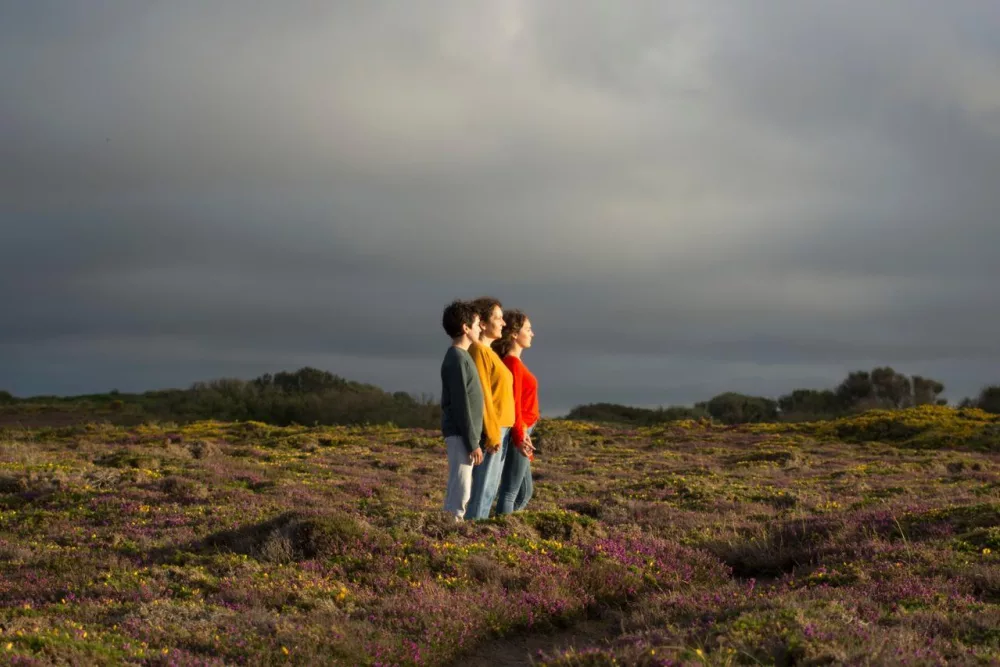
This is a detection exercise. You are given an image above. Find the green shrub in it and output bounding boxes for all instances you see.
[976,386,1000,414]
[565,403,706,425]
[697,392,778,424]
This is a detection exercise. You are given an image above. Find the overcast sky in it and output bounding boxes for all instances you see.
[3,1,1000,414]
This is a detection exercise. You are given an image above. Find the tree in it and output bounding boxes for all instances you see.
[911,376,945,406]
[975,385,1000,414]
[274,368,343,394]
[697,392,778,425]
[835,371,873,407]
[833,368,946,411]
[870,367,912,408]
[777,389,841,418]
[565,403,707,425]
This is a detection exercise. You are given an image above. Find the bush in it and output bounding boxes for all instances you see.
[0,367,441,429]
[777,389,843,420]
[805,405,1000,451]
[976,386,1000,414]
[531,421,576,454]
[565,403,706,425]
[697,392,778,425]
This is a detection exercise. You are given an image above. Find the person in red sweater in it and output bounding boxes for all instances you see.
[492,310,539,515]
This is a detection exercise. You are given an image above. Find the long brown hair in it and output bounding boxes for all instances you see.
[491,309,528,358]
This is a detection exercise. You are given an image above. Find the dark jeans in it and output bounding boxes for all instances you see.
[495,424,534,515]
[466,427,510,520]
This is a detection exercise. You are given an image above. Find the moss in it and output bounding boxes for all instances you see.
[94,450,161,469]
[0,474,27,494]
[903,503,1000,538]
[729,608,809,666]
[158,475,209,501]
[731,449,801,466]
[520,509,599,541]
[952,527,1000,552]
[803,405,1000,451]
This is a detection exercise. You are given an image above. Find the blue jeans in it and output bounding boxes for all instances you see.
[496,424,534,515]
[465,427,510,520]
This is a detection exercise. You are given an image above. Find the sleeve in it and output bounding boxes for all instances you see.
[509,360,526,445]
[445,357,474,453]
[471,346,501,450]
[459,359,482,454]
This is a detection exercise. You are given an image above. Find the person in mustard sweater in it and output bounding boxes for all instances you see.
[493,310,539,515]
[464,296,515,520]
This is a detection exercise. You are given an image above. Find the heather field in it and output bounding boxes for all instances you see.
[2,407,1000,666]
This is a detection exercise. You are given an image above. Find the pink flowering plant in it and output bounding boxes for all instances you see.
[0,408,998,665]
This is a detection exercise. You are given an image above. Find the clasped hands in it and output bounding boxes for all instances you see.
[471,434,534,466]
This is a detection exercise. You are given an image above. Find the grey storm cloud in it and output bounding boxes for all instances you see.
[2,0,1000,413]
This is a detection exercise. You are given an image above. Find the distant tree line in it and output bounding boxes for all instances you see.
[4,365,1000,429]
[0,368,440,429]
[569,368,1000,426]
[562,402,709,426]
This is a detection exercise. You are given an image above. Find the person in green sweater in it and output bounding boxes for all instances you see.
[440,300,485,521]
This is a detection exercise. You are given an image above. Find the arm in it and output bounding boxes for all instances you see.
[471,346,501,451]
[459,358,484,456]
[509,359,526,446]
[446,358,477,454]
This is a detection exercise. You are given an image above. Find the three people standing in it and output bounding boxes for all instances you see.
[438,297,540,521]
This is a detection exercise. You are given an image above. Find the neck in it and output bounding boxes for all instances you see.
[452,337,472,351]
[479,336,498,346]
[508,344,523,359]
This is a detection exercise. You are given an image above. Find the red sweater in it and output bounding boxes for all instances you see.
[502,355,540,448]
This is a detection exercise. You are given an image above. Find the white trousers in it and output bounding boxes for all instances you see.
[443,436,475,519]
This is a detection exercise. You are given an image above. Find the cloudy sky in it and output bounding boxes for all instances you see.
[3,1,1000,414]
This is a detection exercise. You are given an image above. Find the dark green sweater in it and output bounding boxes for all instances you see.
[440,346,484,453]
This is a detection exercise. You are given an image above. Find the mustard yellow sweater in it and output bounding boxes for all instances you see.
[468,342,514,450]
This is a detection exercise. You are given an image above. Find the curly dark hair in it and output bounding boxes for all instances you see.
[441,300,478,339]
[470,296,503,324]
[491,309,528,358]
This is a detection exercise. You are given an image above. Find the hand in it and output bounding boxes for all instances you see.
[470,447,484,465]
[520,435,535,454]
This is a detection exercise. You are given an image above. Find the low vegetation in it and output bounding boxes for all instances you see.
[0,368,439,429]
[571,367,1000,426]
[5,366,1000,432]
[2,406,1000,665]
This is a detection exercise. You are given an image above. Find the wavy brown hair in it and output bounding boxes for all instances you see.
[491,309,528,358]
[470,296,503,324]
